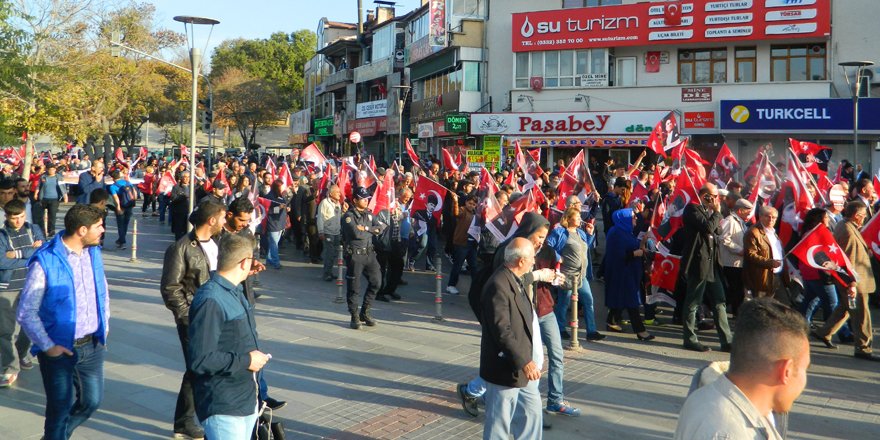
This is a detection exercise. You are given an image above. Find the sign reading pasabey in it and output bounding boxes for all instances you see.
[470,111,670,136]
[511,0,830,52]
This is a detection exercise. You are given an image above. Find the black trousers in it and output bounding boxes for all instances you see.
[37,199,60,236]
[345,252,382,315]
[174,321,197,431]
[377,242,406,297]
[607,308,647,333]
[722,266,745,315]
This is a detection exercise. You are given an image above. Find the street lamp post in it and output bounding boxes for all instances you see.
[173,15,219,223]
[839,60,875,170]
[391,85,410,165]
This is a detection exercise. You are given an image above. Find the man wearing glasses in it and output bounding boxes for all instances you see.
[679,183,733,353]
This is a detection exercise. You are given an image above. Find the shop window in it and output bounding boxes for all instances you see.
[735,47,756,83]
[771,44,826,82]
[409,13,429,42]
[513,49,609,89]
[679,48,727,84]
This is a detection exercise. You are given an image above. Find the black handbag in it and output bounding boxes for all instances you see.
[253,411,285,440]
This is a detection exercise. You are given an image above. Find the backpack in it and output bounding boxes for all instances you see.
[117,183,137,209]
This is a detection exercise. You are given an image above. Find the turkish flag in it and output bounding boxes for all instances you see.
[369,170,398,215]
[441,147,460,172]
[280,162,297,189]
[180,144,189,159]
[478,167,499,199]
[711,143,739,186]
[791,224,858,286]
[300,143,327,166]
[515,141,543,190]
[665,1,682,26]
[650,252,680,291]
[114,147,126,164]
[265,158,278,182]
[861,211,880,260]
[337,159,355,201]
[555,172,578,210]
[645,51,661,73]
[139,146,148,161]
[411,177,447,225]
[631,177,649,202]
[656,168,699,241]
[157,170,176,195]
[405,138,421,168]
[647,112,679,157]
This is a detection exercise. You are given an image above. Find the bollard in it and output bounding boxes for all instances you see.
[432,250,443,322]
[129,219,138,262]
[567,276,580,351]
[334,243,345,304]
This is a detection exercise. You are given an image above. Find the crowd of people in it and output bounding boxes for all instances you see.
[0,141,877,439]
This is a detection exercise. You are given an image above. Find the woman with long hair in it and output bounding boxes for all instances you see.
[264,179,289,269]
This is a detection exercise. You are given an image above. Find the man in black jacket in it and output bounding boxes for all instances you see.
[480,237,546,439]
[679,183,733,353]
[160,199,226,440]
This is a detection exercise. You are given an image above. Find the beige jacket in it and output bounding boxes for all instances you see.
[718,214,747,268]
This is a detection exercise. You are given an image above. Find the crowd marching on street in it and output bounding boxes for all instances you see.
[1,113,879,439]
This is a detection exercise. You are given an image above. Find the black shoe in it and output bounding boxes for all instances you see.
[359,310,377,327]
[398,280,408,286]
[854,352,880,361]
[684,342,711,352]
[636,333,655,341]
[389,292,402,300]
[586,332,606,341]
[457,383,479,417]
[350,315,361,329]
[264,397,287,410]
[719,344,732,353]
[838,334,854,344]
[376,294,391,302]
[173,426,205,440]
[811,331,837,349]
[697,321,716,331]
[560,330,571,340]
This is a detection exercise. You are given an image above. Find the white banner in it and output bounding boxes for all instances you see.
[470,111,671,136]
[356,99,388,119]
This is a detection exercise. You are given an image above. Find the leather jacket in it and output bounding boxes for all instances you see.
[160,230,214,324]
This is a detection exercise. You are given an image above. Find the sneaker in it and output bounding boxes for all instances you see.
[457,383,479,417]
[644,319,661,326]
[116,243,127,250]
[586,332,606,341]
[19,357,34,370]
[0,373,17,388]
[546,401,582,417]
[445,286,460,295]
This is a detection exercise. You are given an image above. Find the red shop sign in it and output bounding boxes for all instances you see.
[348,117,387,137]
[684,112,716,129]
[511,0,830,52]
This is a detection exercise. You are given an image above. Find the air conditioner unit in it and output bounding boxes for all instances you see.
[867,67,880,84]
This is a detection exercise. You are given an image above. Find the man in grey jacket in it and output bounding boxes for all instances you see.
[316,185,345,281]
[674,298,809,440]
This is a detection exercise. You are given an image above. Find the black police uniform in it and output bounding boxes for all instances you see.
[341,200,386,328]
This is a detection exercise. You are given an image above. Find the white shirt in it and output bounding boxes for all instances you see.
[764,227,783,274]
[199,239,219,271]
[530,309,543,373]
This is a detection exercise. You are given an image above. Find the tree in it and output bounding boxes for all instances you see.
[210,30,316,111]
[213,67,283,149]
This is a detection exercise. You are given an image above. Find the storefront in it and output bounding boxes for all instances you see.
[350,99,389,159]
[720,98,880,170]
[470,110,670,167]
[411,91,478,156]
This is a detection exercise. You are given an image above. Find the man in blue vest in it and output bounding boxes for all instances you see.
[16,204,109,440]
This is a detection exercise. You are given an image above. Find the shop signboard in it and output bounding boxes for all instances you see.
[429,0,447,47]
[511,0,830,51]
[356,99,388,119]
[483,135,502,165]
[411,92,461,122]
[721,98,880,133]
[470,111,670,136]
[684,112,716,129]
[290,108,311,134]
[445,113,469,133]
[347,117,388,137]
[313,117,334,137]
[466,149,484,171]
[681,87,712,102]
[514,137,649,148]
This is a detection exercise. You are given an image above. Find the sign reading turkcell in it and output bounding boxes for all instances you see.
[720,98,880,133]
[445,113,469,133]
[313,117,334,136]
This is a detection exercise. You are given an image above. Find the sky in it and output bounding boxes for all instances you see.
[148,0,418,57]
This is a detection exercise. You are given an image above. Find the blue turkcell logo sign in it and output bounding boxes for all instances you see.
[720,98,880,133]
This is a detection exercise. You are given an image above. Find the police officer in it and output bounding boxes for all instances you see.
[342,187,386,329]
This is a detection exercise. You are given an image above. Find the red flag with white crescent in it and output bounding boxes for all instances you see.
[650,251,681,291]
[791,224,858,286]
[861,211,880,260]
[157,170,177,195]
[411,177,447,225]
[441,147,460,172]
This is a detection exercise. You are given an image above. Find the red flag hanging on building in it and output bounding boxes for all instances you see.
[664,0,682,25]
[441,147,460,172]
[650,251,681,291]
[791,224,858,286]
[645,51,661,73]
[411,177,448,225]
[647,112,680,157]
[404,138,421,168]
[860,211,880,259]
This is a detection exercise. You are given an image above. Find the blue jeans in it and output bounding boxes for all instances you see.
[408,229,436,269]
[448,243,477,287]
[266,230,282,267]
[800,280,852,338]
[538,313,564,406]
[115,206,133,245]
[37,342,105,440]
[555,275,598,336]
[203,411,258,440]
[158,194,170,222]
[483,379,543,440]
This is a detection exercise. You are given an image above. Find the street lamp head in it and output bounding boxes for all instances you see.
[839,60,875,68]
[173,16,220,26]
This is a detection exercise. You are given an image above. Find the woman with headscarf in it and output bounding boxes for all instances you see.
[603,208,654,341]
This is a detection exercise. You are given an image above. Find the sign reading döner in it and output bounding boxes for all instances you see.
[512,0,830,52]
[470,111,671,136]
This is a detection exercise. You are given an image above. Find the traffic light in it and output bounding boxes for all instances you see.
[199,98,213,132]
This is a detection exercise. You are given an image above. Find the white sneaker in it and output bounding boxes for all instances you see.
[446,286,460,295]
[0,373,18,388]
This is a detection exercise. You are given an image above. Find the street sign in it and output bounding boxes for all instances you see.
[313,117,333,137]
[445,113,469,133]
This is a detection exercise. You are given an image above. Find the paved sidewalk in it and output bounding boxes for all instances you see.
[0,210,878,439]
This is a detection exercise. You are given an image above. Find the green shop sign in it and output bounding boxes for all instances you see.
[313,117,334,136]
[445,113,469,133]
